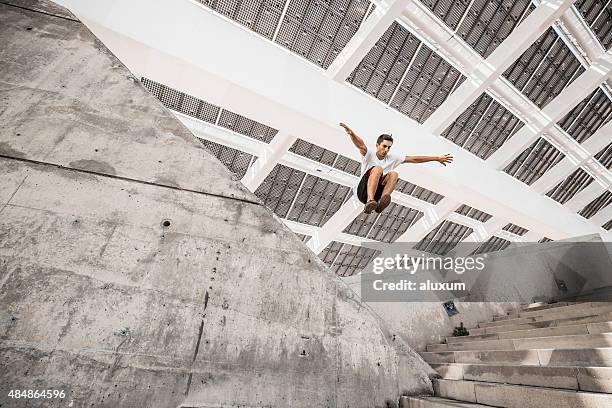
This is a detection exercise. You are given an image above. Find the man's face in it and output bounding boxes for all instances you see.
[376,140,393,158]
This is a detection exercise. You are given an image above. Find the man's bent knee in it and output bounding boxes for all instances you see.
[370,166,384,175]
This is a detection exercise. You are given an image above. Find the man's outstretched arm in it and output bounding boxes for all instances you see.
[340,123,367,156]
[403,154,453,166]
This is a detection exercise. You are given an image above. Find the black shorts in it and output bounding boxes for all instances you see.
[357,167,384,204]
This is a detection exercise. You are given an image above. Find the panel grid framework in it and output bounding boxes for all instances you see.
[455,204,493,222]
[472,236,511,254]
[413,220,474,256]
[603,219,612,231]
[539,237,553,243]
[198,139,256,179]
[557,88,612,144]
[546,168,595,205]
[343,202,424,243]
[503,137,565,186]
[141,77,220,123]
[254,164,307,218]
[503,28,585,109]
[347,22,466,124]
[502,222,528,236]
[318,241,380,277]
[199,0,288,40]
[218,109,279,143]
[274,0,371,68]
[579,190,612,219]
[595,142,612,170]
[441,92,525,159]
[575,0,612,50]
[286,175,352,227]
[289,139,360,175]
[396,179,444,204]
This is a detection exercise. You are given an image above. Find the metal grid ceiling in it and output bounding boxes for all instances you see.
[254,164,307,217]
[575,0,612,50]
[546,168,595,205]
[275,0,372,68]
[503,137,565,185]
[539,237,553,243]
[199,139,256,179]
[418,0,470,30]
[319,241,380,276]
[218,109,278,143]
[503,28,585,109]
[286,175,351,226]
[579,190,612,218]
[414,220,474,255]
[502,223,528,236]
[603,219,612,230]
[199,0,288,40]
[441,93,524,159]
[347,22,465,124]
[290,139,360,175]
[344,203,424,243]
[455,204,493,222]
[595,142,612,169]
[396,179,445,204]
[472,236,511,254]
[557,88,612,144]
[141,78,220,124]
[455,0,532,59]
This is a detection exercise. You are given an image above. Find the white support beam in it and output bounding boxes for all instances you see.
[327,0,412,81]
[394,198,460,242]
[565,180,607,212]
[589,205,612,229]
[402,0,576,134]
[306,196,364,254]
[241,131,296,191]
[63,0,607,241]
[487,49,612,169]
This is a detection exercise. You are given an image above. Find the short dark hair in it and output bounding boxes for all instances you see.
[376,134,393,145]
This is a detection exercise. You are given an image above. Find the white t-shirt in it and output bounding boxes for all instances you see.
[353,148,403,195]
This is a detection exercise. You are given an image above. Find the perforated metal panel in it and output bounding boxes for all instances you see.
[289,139,361,175]
[275,0,371,68]
[539,237,553,243]
[455,0,532,58]
[199,0,287,39]
[455,204,493,222]
[557,88,612,144]
[344,203,423,243]
[579,190,612,219]
[575,0,612,50]
[502,223,528,236]
[414,220,474,255]
[472,236,511,254]
[418,0,470,30]
[331,243,380,277]
[347,22,421,104]
[503,28,584,108]
[254,164,306,217]
[389,43,465,124]
[198,139,256,179]
[441,93,524,159]
[319,241,344,266]
[595,142,612,170]
[504,138,565,185]
[218,109,278,143]
[287,175,351,226]
[603,219,612,230]
[141,78,220,123]
[396,179,445,204]
[546,168,595,204]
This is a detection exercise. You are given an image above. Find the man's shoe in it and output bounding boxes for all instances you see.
[364,200,377,214]
[375,194,391,213]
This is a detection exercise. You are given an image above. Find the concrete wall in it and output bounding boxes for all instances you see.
[0,1,435,407]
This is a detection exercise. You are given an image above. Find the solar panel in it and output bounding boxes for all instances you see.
[414,220,474,255]
[455,204,493,222]
[579,190,612,219]
[546,168,595,204]
[504,137,565,185]
[575,0,612,50]
[557,88,612,144]
[471,236,511,254]
[344,202,424,243]
[199,139,256,179]
[502,223,528,236]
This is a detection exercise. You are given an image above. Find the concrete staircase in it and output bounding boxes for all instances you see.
[402,301,612,407]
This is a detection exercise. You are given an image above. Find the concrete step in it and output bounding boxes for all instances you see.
[478,303,612,329]
[430,363,612,392]
[420,347,612,367]
[426,332,612,352]
[433,379,612,408]
[496,302,610,321]
[447,320,612,344]
[468,311,612,336]
[520,301,571,312]
[400,396,490,407]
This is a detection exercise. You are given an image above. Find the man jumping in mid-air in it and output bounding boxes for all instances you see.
[340,123,453,214]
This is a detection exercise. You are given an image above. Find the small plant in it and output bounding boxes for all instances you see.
[453,322,469,337]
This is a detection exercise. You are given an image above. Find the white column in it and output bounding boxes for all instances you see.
[306,196,364,254]
[241,132,296,191]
